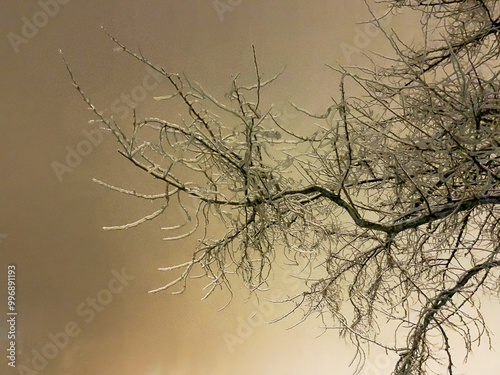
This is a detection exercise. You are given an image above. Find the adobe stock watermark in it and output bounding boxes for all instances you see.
[0,233,9,244]
[272,103,299,129]
[222,272,301,354]
[213,0,243,22]
[339,10,394,64]
[358,353,391,375]
[7,0,72,54]
[15,268,134,375]
[52,65,166,183]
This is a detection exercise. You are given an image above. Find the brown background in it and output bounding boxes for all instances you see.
[1,1,498,374]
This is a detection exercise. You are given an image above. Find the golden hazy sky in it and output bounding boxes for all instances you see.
[1,1,499,374]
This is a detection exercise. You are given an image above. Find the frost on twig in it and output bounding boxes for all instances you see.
[68,2,500,373]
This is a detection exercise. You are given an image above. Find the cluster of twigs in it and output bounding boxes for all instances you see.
[66,1,500,374]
